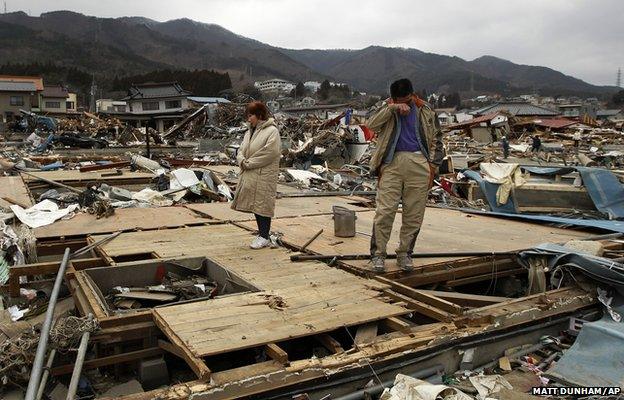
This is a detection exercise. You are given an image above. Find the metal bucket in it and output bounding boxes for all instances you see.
[332,206,356,237]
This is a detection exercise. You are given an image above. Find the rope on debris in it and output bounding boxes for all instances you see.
[0,315,100,384]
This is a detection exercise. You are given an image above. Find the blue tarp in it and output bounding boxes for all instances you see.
[546,314,624,388]
[464,166,624,219]
[577,167,624,220]
[461,169,517,213]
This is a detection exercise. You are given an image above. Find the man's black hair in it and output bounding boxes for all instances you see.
[390,78,414,98]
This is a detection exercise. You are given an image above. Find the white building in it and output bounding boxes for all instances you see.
[96,99,128,113]
[254,79,295,93]
[300,97,316,107]
[304,81,321,92]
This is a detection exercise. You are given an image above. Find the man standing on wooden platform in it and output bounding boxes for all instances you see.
[367,79,444,273]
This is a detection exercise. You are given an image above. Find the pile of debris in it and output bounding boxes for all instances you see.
[108,271,218,311]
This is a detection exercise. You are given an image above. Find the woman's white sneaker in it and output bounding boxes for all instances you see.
[250,236,271,249]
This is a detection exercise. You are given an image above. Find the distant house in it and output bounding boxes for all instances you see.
[300,97,316,107]
[96,99,128,113]
[435,108,457,126]
[596,109,624,121]
[0,75,43,120]
[304,81,321,92]
[121,82,192,132]
[0,80,37,122]
[254,79,295,93]
[557,103,597,119]
[40,85,70,115]
[447,112,509,143]
[266,100,280,112]
[472,102,559,117]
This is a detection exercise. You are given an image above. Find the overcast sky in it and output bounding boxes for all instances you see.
[10,0,624,86]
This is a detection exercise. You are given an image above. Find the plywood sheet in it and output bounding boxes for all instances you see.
[0,176,33,209]
[185,196,370,221]
[93,224,405,357]
[34,206,213,239]
[239,207,589,273]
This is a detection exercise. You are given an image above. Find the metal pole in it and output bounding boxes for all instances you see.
[66,314,93,400]
[35,349,56,400]
[71,231,122,258]
[290,251,519,262]
[24,247,71,400]
[18,170,83,194]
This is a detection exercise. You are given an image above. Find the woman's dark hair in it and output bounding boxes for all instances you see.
[245,101,270,120]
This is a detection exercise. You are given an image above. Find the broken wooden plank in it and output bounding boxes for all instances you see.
[445,268,526,287]
[265,343,289,365]
[315,334,344,354]
[384,290,453,322]
[152,312,211,380]
[381,317,413,333]
[51,347,163,376]
[354,322,378,346]
[417,290,510,307]
[116,291,178,302]
[376,276,463,314]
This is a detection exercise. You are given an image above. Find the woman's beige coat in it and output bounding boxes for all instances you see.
[231,118,281,217]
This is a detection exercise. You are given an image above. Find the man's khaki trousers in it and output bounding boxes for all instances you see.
[370,151,430,257]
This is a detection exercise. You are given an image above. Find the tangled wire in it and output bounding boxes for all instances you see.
[0,315,99,385]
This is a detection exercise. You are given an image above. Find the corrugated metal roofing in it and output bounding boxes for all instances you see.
[473,102,559,117]
[532,118,577,129]
[0,81,36,92]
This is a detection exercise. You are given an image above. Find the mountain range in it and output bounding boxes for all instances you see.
[0,10,617,98]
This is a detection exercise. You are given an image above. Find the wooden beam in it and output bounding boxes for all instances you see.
[381,317,413,333]
[354,322,378,346]
[315,334,343,354]
[51,347,163,376]
[159,339,188,360]
[445,268,526,287]
[396,258,519,287]
[384,290,453,322]
[265,343,289,365]
[153,312,211,380]
[376,276,463,314]
[79,161,131,172]
[417,290,510,307]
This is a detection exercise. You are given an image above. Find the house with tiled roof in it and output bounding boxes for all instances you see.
[472,102,560,117]
[120,82,193,131]
[0,75,43,122]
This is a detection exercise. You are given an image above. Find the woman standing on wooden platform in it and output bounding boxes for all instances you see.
[231,101,281,249]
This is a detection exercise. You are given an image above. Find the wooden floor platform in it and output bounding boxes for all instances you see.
[0,176,33,209]
[34,206,216,239]
[185,195,369,221]
[92,223,407,360]
[239,207,589,273]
